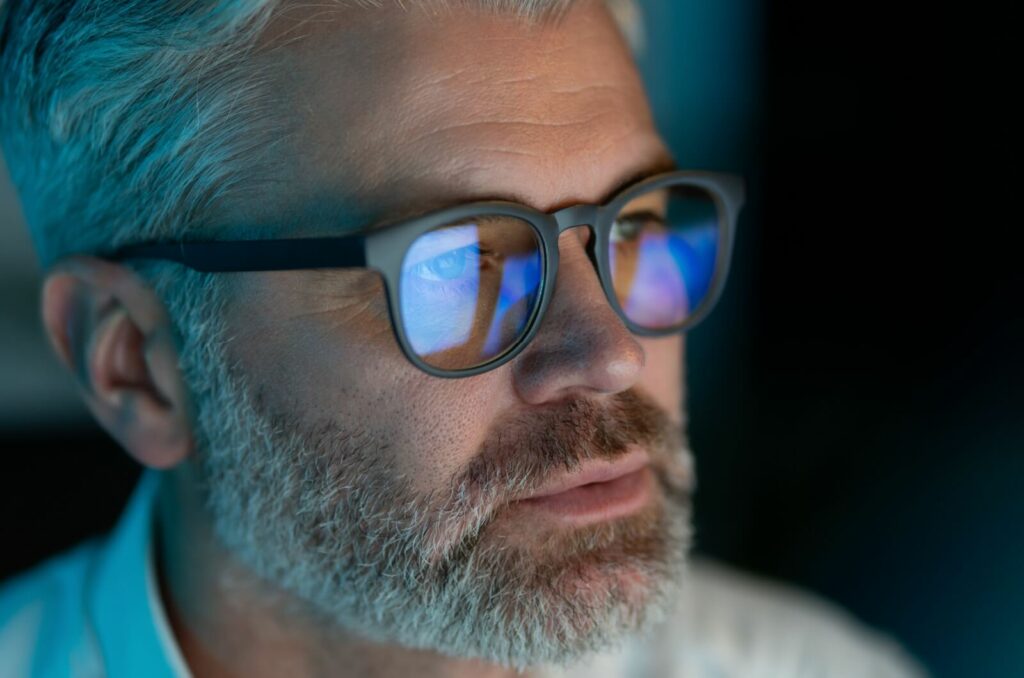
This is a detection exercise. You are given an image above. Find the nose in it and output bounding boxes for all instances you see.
[511,227,645,405]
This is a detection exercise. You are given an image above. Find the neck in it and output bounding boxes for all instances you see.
[155,463,530,678]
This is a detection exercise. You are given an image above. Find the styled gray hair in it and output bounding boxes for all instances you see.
[0,0,642,267]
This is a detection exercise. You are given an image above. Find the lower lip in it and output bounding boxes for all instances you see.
[517,467,654,525]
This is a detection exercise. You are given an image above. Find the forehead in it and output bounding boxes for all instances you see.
[242,2,670,233]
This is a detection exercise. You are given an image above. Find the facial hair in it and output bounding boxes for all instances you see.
[180,292,694,671]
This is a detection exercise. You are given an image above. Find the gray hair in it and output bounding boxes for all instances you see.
[0,0,642,268]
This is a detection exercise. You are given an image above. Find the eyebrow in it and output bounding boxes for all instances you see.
[363,155,679,232]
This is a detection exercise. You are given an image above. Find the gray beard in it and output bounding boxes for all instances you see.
[179,287,694,671]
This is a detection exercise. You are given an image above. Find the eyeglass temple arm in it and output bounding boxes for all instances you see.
[109,236,368,273]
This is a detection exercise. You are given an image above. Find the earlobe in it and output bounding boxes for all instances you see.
[40,257,194,469]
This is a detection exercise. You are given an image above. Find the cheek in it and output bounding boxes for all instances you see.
[637,335,684,422]
[225,272,504,494]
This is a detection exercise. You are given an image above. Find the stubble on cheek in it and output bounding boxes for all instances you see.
[407,388,694,601]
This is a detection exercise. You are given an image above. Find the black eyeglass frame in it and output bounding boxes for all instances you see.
[110,170,745,378]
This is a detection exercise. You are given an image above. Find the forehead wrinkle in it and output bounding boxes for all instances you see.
[393,127,670,214]
[401,71,646,141]
[274,0,641,147]
[415,43,638,100]
[405,64,473,97]
[396,79,648,163]
[419,78,643,122]
[329,74,665,217]
[394,4,635,93]
[404,44,649,126]
[235,1,659,233]
[404,111,622,148]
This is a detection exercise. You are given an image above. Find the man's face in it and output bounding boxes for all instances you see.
[186,2,694,669]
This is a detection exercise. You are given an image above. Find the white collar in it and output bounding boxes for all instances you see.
[143,483,194,678]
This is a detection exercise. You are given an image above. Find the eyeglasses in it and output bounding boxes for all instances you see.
[110,170,744,378]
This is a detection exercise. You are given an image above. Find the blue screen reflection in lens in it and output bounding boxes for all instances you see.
[400,218,542,370]
[480,251,542,358]
[610,187,719,329]
[401,224,481,357]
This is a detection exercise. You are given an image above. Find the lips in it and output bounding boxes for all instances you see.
[513,448,654,525]
[522,449,651,499]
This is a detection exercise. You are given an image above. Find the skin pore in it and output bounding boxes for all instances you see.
[41,2,691,678]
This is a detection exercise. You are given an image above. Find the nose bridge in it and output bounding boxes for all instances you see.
[513,200,645,402]
[553,204,600,233]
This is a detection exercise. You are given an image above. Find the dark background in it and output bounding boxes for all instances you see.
[0,2,1017,677]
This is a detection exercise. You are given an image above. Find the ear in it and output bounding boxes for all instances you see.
[40,256,193,469]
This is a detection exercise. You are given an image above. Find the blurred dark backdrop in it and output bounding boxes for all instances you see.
[0,2,1017,677]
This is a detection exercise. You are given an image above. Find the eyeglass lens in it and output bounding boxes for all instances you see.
[398,181,722,371]
[400,216,544,370]
[609,184,720,329]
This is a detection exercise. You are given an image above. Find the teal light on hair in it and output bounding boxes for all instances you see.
[0,0,283,266]
[0,0,640,267]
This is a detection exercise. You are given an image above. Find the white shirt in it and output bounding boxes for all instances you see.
[0,471,926,677]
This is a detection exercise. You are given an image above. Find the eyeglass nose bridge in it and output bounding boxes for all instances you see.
[552,204,601,233]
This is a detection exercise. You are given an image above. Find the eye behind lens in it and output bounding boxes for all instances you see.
[399,215,544,371]
[609,183,721,331]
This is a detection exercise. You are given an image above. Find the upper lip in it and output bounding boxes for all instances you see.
[519,449,651,500]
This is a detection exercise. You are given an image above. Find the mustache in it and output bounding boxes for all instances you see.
[452,388,692,509]
[408,388,694,569]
